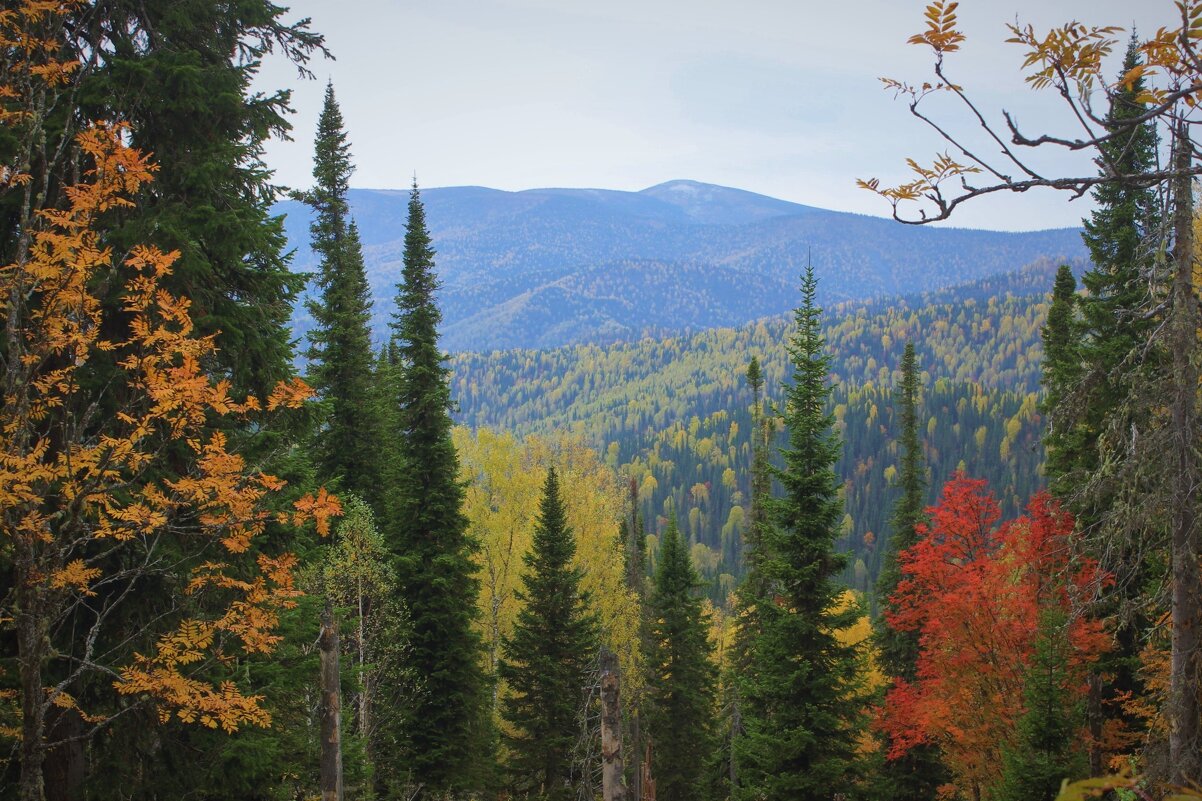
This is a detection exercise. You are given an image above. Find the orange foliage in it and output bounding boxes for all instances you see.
[878,475,1109,796]
[0,0,338,741]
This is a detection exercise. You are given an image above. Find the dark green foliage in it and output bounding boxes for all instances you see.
[875,341,925,677]
[746,355,771,575]
[73,0,326,397]
[1077,38,1161,470]
[1061,38,1164,773]
[996,610,1089,801]
[872,342,946,801]
[734,266,868,801]
[387,184,492,795]
[0,6,328,798]
[303,84,383,509]
[499,468,599,801]
[646,512,717,801]
[1040,265,1086,496]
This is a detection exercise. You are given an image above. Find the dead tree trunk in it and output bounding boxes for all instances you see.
[1168,120,1202,787]
[600,649,626,801]
[320,599,344,801]
[640,744,656,801]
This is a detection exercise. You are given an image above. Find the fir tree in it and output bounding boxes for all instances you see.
[745,356,772,574]
[735,265,868,801]
[621,476,651,801]
[647,511,717,801]
[72,0,326,397]
[303,83,382,509]
[1040,265,1085,497]
[875,341,925,677]
[1078,36,1161,467]
[873,341,946,801]
[499,468,599,801]
[388,182,492,795]
[996,610,1089,801]
[1068,36,1163,776]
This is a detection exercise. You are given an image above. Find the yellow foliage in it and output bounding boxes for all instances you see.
[454,427,644,728]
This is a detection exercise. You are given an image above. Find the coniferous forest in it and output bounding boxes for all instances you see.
[1,3,1202,801]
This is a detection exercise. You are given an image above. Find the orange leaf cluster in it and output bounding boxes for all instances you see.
[0,0,341,738]
[907,1,964,54]
[1005,20,1122,94]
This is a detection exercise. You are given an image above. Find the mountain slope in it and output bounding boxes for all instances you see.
[450,259,1074,600]
[277,181,1085,352]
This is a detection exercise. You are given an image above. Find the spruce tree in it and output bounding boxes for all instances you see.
[1077,36,1161,468]
[388,183,492,795]
[734,265,868,801]
[1040,265,1086,495]
[499,468,599,801]
[303,83,383,509]
[72,0,325,397]
[745,356,772,575]
[621,476,650,801]
[996,610,1088,801]
[873,341,946,800]
[647,511,717,801]
[1067,37,1163,776]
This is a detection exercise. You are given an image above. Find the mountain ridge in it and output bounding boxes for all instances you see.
[277,179,1087,352]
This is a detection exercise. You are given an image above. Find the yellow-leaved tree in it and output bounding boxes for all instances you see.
[453,427,643,729]
[0,4,339,799]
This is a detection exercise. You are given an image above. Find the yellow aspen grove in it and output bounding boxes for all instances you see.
[453,427,644,719]
[0,5,339,798]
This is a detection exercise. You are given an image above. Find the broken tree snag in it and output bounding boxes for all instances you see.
[320,599,344,801]
[600,648,626,801]
[641,743,656,801]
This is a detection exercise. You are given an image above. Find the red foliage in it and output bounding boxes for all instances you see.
[878,473,1109,795]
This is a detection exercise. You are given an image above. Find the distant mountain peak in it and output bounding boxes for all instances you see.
[639,179,815,225]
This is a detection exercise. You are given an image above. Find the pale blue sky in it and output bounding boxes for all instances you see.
[257,1,1165,231]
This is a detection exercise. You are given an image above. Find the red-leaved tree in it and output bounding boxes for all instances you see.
[879,474,1108,799]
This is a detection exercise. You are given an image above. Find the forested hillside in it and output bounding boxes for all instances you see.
[451,258,1074,600]
[277,184,1085,350]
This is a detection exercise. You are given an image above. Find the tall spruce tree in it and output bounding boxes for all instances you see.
[499,468,599,801]
[620,476,650,801]
[1040,265,1086,495]
[718,356,773,799]
[873,341,946,800]
[647,511,717,801]
[734,265,868,801]
[303,83,382,508]
[388,183,492,795]
[1069,42,1163,770]
[1077,36,1161,477]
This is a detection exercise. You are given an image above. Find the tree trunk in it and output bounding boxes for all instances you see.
[1086,673,1103,777]
[357,578,370,742]
[17,539,47,801]
[44,706,85,801]
[320,599,344,801]
[729,692,740,792]
[600,649,626,801]
[1168,120,1202,787]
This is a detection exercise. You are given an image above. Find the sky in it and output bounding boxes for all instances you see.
[255,0,1166,232]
